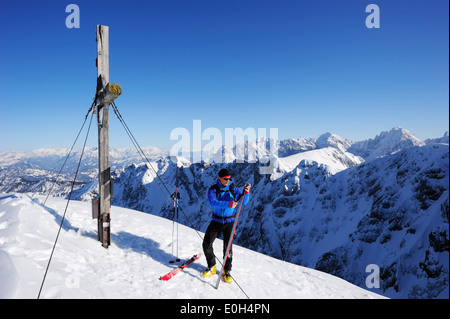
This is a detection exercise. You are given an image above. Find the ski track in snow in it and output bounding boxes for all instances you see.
[0,193,385,299]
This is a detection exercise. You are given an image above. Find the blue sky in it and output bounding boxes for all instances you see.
[0,0,448,152]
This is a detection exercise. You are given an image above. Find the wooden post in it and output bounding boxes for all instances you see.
[95,25,121,248]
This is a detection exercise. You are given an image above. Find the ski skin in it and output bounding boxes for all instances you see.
[215,190,247,289]
[159,252,202,281]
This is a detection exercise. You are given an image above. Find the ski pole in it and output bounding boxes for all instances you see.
[175,189,180,262]
[215,184,248,289]
[170,189,181,263]
[170,191,176,263]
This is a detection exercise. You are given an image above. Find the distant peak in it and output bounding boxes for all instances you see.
[316,132,352,151]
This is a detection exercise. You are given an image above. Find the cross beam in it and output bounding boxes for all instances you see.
[95,25,121,248]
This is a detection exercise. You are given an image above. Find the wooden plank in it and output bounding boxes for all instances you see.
[96,25,109,91]
[96,25,111,248]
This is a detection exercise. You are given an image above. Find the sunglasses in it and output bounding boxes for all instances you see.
[220,176,232,181]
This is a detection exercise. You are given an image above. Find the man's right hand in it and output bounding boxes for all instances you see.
[229,201,238,208]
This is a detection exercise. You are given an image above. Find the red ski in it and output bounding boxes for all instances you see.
[159,252,202,281]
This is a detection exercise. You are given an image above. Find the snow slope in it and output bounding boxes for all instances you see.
[0,193,384,299]
[280,147,363,175]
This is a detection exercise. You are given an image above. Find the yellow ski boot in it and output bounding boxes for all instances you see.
[223,270,232,284]
[202,265,216,278]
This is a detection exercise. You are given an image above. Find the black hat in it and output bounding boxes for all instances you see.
[218,168,232,179]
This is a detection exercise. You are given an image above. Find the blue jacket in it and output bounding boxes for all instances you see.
[208,179,250,224]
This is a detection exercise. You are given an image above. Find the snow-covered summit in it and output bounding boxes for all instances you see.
[348,127,425,161]
[209,145,236,164]
[315,132,353,152]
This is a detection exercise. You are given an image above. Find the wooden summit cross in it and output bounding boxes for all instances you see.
[95,25,122,248]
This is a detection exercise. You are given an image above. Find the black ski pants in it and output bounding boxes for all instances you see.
[202,221,234,271]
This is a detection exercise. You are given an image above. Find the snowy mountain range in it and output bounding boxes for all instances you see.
[0,127,448,299]
[0,145,166,195]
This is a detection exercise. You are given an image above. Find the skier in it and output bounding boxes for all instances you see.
[202,168,251,283]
